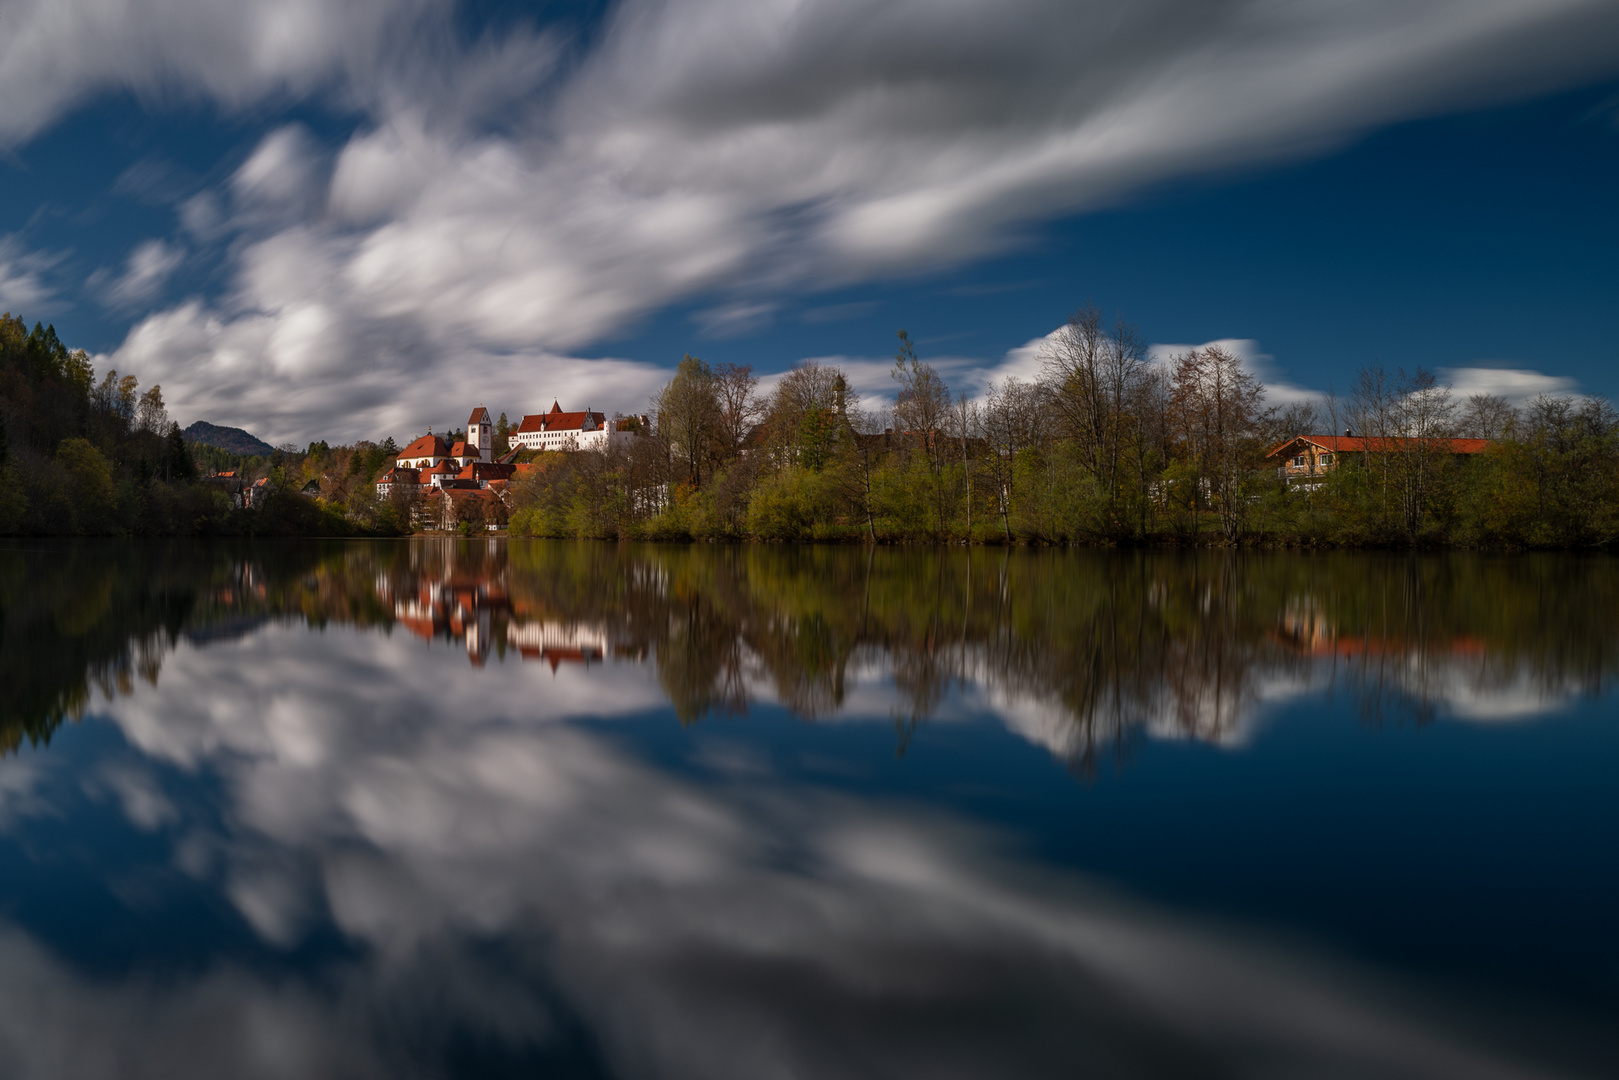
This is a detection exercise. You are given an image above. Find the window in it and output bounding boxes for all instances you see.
[1293,455,1307,467]
[1319,453,1333,465]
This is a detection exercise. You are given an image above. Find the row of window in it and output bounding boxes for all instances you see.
[1291,453,1334,468]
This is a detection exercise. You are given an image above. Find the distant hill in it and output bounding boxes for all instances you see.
[183,421,275,456]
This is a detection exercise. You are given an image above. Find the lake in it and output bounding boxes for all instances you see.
[0,538,1615,1079]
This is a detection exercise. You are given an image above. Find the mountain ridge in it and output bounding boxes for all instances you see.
[183,421,275,456]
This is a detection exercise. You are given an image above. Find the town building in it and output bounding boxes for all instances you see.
[512,401,640,452]
[1267,432,1490,486]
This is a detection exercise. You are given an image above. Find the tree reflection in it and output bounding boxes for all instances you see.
[4,539,1617,763]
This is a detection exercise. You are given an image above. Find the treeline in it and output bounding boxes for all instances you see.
[0,312,405,536]
[509,307,1619,548]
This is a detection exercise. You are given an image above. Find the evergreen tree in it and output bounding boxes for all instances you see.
[166,422,197,481]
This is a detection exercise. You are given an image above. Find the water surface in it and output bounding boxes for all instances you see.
[0,539,1615,1078]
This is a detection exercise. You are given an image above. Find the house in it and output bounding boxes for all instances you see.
[455,460,517,488]
[512,401,637,453]
[421,487,507,532]
[376,466,420,497]
[1267,432,1490,486]
[396,432,453,471]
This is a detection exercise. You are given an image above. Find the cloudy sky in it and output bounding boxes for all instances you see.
[1,0,1617,445]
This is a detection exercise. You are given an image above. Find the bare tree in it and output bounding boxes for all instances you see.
[982,377,1044,540]
[764,358,852,472]
[1388,367,1457,539]
[712,362,762,458]
[1039,304,1150,532]
[1169,345,1269,542]
[1458,393,1517,440]
[951,390,981,535]
[891,330,951,466]
[891,330,953,534]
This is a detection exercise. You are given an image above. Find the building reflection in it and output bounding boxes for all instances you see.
[4,541,1617,764]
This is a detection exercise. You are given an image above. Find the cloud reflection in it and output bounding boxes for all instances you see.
[1,541,1614,1076]
[51,624,1599,1077]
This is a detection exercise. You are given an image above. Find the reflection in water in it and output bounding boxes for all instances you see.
[5,540,1615,764]
[0,540,1614,1078]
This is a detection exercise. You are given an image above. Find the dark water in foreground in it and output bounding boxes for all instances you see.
[0,539,1615,1079]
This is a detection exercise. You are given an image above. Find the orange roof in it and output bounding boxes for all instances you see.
[1267,434,1489,458]
[399,434,451,459]
[456,461,516,481]
[468,406,490,425]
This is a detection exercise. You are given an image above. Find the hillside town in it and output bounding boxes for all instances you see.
[371,402,647,531]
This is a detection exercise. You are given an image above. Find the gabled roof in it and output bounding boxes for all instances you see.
[516,408,605,434]
[1266,434,1490,458]
[455,461,516,481]
[399,434,451,459]
[468,406,490,425]
[450,440,477,458]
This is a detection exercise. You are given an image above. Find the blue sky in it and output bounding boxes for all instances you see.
[0,0,1617,444]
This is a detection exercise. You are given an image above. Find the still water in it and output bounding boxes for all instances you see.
[0,539,1615,1078]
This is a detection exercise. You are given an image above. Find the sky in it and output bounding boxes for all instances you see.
[0,0,1617,446]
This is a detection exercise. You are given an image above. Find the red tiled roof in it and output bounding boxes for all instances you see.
[399,434,451,459]
[455,462,516,482]
[516,408,606,434]
[468,406,490,425]
[1267,434,1489,458]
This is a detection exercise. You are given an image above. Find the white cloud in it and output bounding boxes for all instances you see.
[96,239,185,307]
[64,0,1619,441]
[1443,366,1580,403]
[0,0,449,146]
[0,236,60,312]
[1149,337,1321,404]
[691,300,777,338]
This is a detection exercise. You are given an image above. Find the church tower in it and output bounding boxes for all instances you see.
[467,405,492,463]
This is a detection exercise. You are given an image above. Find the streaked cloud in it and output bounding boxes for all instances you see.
[94,239,185,308]
[1443,365,1580,403]
[0,236,60,312]
[5,0,1601,440]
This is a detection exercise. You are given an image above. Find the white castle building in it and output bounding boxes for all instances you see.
[511,401,638,452]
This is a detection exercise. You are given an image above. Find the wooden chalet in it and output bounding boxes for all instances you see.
[1266,432,1490,485]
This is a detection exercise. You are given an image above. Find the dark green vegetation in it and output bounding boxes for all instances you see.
[0,312,405,536]
[6,539,1616,769]
[510,312,1619,547]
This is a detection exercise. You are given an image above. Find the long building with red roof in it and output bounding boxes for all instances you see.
[1267,432,1490,484]
[512,401,638,453]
